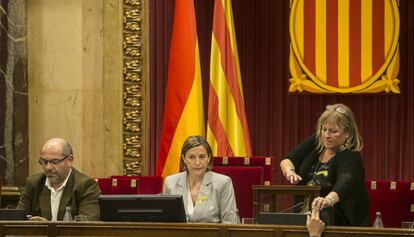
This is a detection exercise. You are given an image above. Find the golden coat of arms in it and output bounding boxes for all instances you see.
[289,0,400,93]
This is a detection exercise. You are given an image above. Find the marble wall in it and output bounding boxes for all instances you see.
[27,0,124,179]
[0,0,28,186]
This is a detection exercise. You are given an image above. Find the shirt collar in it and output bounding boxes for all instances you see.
[45,168,72,191]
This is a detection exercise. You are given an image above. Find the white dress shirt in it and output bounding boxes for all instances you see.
[45,169,72,221]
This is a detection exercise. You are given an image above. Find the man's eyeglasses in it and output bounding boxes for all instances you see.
[38,154,71,166]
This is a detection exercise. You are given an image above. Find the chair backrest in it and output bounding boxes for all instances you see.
[96,176,163,195]
[96,178,135,194]
[111,176,163,194]
[365,180,414,227]
[212,156,275,218]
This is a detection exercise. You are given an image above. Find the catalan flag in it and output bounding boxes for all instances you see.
[157,0,205,178]
[289,0,400,93]
[207,0,252,156]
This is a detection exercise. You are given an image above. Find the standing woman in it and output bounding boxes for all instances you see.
[163,136,240,223]
[280,104,369,226]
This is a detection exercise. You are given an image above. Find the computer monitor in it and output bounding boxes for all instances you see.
[98,194,187,222]
[0,209,27,220]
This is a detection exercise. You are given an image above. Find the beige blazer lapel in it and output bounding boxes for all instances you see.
[193,172,213,218]
[39,184,52,220]
[176,173,189,213]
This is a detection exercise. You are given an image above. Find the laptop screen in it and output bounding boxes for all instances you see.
[257,212,307,225]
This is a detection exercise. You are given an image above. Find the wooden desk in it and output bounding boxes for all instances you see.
[252,185,321,220]
[0,221,412,237]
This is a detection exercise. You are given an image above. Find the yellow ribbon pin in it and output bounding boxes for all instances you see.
[198,195,207,204]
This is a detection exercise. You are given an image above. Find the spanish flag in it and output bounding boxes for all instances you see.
[207,0,252,156]
[157,0,205,178]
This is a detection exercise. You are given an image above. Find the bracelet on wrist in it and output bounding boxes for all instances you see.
[325,197,334,207]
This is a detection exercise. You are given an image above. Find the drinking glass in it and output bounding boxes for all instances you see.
[401,221,414,228]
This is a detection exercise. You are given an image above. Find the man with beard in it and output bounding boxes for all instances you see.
[17,138,100,221]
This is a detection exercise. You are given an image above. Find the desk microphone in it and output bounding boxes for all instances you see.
[278,202,304,213]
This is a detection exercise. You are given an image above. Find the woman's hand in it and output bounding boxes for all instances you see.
[312,196,333,211]
[285,170,302,184]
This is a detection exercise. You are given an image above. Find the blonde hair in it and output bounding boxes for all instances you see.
[316,104,363,153]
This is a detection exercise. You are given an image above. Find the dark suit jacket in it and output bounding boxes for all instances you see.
[17,168,101,221]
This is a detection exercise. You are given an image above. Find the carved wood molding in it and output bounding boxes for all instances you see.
[122,0,146,175]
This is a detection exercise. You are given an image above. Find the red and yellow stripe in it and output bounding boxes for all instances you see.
[291,0,399,92]
[207,0,252,157]
[157,0,204,178]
